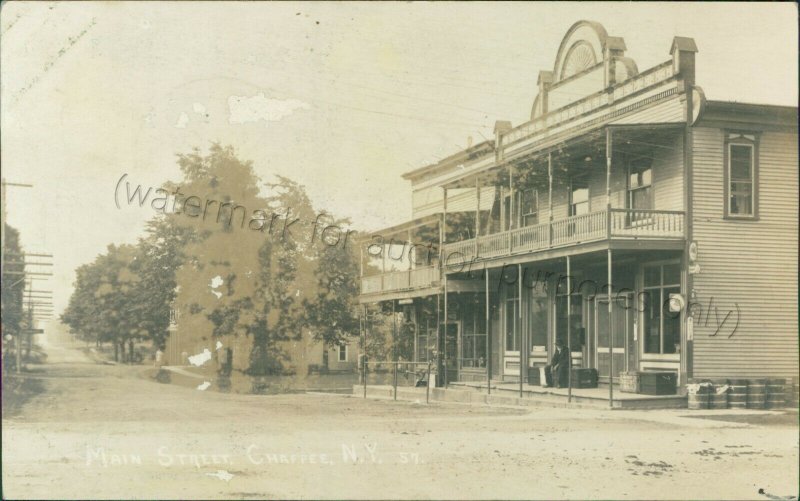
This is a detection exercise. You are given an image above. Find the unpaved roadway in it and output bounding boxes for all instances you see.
[2,341,798,500]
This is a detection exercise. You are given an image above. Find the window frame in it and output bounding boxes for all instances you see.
[569,176,590,217]
[640,261,682,358]
[723,132,760,220]
[520,188,539,227]
[338,343,348,362]
[626,157,654,212]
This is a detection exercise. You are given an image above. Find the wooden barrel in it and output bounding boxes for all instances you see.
[746,379,766,409]
[710,379,729,410]
[728,379,748,409]
[686,378,712,410]
[765,378,786,409]
[688,392,709,410]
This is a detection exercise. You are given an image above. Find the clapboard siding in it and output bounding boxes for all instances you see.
[691,127,799,378]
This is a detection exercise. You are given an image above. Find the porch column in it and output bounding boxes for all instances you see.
[442,187,448,246]
[608,249,614,407]
[518,263,523,398]
[606,128,613,235]
[443,186,449,387]
[392,299,397,361]
[567,255,572,403]
[548,153,553,246]
[606,128,614,407]
[475,178,480,257]
[443,274,449,387]
[509,166,515,230]
[485,263,491,394]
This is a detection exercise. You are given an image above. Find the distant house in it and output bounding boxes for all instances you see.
[357,21,798,388]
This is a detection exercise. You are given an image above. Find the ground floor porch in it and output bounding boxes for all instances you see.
[362,246,690,394]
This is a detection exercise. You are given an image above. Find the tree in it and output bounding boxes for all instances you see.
[2,224,25,349]
[303,215,360,368]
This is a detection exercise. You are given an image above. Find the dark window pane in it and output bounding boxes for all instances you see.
[643,290,661,354]
[730,145,752,180]
[663,264,681,285]
[644,266,660,287]
[662,287,681,354]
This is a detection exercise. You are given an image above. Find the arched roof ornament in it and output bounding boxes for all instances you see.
[552,21,608,83]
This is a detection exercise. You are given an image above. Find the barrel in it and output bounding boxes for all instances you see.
[746,378,766,409]
[687,378,712,410]
[765,378,786,409]
[710,378,729,410]
[728,379,748,409]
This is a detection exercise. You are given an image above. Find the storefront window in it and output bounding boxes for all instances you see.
[461,298,487,368]
[556,294,583,350]
[643,263,682,355]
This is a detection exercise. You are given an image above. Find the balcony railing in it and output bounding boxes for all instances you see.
[443,208,684,267]
[361,265,439,296]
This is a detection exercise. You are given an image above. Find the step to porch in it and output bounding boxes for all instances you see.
[352,383,688,410]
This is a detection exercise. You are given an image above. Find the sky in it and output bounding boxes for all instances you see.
[1,1,797,315]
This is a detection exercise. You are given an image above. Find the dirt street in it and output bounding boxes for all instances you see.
[2,341,798,500]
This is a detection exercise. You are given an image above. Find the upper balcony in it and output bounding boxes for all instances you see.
[358,215,443,303]
[443,207,685,269]
[439,125,687,269]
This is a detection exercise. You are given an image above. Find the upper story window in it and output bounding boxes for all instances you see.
[520,188,539,226]
[627,160,653,211]
[570,177,589,216]
[725,133,759,219]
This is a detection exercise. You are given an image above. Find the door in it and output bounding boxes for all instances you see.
[594,294,633,382]
[438,322,458,386]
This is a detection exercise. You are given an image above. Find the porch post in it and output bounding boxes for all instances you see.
[436,293,441,385]
[606,127,614,408]
[444,273,449,387]
[475,178,480,258]
[567,255,572,403]
[392,299,397,361]
[485,264,491,394]
[548,152,553,247]
[509,166,515,230]
[608,249,614,407]
[518,263,523,398]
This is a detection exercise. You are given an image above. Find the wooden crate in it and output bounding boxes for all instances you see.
[619,371,640,393]
[570,368,598,389]
[638,372,677,395]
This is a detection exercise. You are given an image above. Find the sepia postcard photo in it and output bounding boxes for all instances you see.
[1,2,797,500]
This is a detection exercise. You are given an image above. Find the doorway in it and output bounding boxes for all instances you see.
[593,293,634,383]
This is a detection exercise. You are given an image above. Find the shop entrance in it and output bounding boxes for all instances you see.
[593,293,634,383]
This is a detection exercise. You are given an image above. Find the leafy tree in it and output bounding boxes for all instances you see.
[303,215,360,368]
[1,224,25,342]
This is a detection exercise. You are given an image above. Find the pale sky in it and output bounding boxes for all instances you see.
[1,1,797,315]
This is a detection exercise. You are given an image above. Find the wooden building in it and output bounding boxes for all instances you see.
[358,21,798,389]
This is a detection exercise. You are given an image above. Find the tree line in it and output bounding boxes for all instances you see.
[61,144,363,371]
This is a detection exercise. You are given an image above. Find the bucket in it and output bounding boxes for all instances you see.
[728,379,748,409]
[746,378,766,409]
[765,378,786,409]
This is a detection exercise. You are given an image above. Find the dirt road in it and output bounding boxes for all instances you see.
[2,342,797,500]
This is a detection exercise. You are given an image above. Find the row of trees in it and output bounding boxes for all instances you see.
[2,224,26,344]
[62,144,362,371]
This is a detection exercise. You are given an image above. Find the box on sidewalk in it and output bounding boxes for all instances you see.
[638,372,678,395]
[619,371,641,393]
[570,368,598,388]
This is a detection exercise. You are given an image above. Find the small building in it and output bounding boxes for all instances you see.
[358,21,798,390]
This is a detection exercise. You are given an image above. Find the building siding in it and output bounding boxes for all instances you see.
[691,127,799,378]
